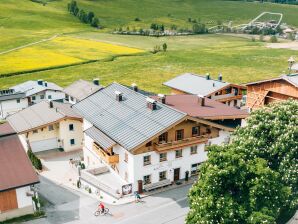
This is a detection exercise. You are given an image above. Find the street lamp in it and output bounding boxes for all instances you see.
[288,56,295,74]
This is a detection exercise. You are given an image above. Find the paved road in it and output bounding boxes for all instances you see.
[27,176,190,224]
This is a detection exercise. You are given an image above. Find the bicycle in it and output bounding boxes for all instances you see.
[94,208,109,216]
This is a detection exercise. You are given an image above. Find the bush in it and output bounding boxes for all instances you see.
[27,149,42,170]
[77,180,81,188]
[88,188,92,194]
[80,163,86,169]
[270,35,278,43]
[134,17,141,21]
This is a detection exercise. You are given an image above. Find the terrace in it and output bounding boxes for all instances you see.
[93,144,119,165]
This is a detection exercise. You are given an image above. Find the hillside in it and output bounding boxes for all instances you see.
[0,0,297,92]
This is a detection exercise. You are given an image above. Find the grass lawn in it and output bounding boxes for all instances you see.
[0,0,297,92]
[0,33,294,93]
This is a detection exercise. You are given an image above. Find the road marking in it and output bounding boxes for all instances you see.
[113,197,188,224]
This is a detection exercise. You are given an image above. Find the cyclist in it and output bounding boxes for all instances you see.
[98,202,105,214]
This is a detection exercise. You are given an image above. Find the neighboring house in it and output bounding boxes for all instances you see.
[11,80,65,105]
[0,89,28,119]
[291,63,298,73]
[0,122,39,222]
[7,101,83,153]
[163,73,247,107]
[73,83,234,196]
[63,79,103,104]
[245,74,298,110]
[151,94,248,129]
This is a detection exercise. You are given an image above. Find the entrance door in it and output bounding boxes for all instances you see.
[174,168,180,181]
[138,180,143,194]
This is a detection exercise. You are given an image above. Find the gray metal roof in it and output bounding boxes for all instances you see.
[11,80,63,97]
[73,83,186,151]
[163,73,230,96]
[63,80,102,101]
[85,126,116,150]
[0,91,25,101]
[7,101,81,133]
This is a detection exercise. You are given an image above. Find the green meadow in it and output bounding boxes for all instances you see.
[0,0,297,92]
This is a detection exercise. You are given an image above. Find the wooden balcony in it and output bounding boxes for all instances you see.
[93,144,119,165]
[154,135,208,152]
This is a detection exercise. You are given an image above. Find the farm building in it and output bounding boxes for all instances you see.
[245,74,298,110]
[163,73,247,108]
[0,123,39,222]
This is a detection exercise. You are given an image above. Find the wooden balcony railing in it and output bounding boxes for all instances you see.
[154,135,208,152]
[93,144,119,165]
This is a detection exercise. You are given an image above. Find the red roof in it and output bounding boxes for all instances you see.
[0,122,15,137]
[152,95,248,120]
[0,134,39,192]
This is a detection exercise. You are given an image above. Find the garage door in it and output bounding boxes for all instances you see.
[30,138,58,153]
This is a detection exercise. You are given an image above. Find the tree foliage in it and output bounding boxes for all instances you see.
[187,100,298,223]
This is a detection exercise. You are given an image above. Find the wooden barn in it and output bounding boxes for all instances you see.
[245,74,298,110]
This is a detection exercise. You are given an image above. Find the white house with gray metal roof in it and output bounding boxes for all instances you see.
[164,73,247,107]
[0,89,28,119]
[73,82,232,197]
[63,79,102,104]
[10,80,65,105]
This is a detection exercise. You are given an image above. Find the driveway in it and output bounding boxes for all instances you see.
[26,176,190,224]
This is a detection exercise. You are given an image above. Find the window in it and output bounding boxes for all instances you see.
[143,155,151,166]
[69,124,74,131]
[143,175,151,185]
[158,132,168,143]
[192,126,200,136]
[16,99,20,103]
[176,129,184,141]
[145,141,152,147]
[124,152,128,163]
[48,125,54,131]
[159,153,167,162]
[40,95,45,100]
[70,97,74,101]
[48,95,52,99]
[33,129,38,134]
[175,149,182,158]
[191,163,202,176]
[32,96,36,101]
[70,139,75,145]
[190,146,198,155]
[159,171,167,181]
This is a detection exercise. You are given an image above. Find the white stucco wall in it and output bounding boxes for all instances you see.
[16,186,33,208]
[0,98,28,119]
[59,119,83,152]
[29,90,65,104]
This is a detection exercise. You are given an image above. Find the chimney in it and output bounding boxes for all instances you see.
[37,79,43,85]
[44,81,48,87]
[146,98,157,110]
[198,94,205,106]
[158,94,166,104]
[218,73,223,81]
[115,91,123,102]
[49,101,54,108]
[93,78,100,86]
[206,73,210,80]
[131,83,138,92]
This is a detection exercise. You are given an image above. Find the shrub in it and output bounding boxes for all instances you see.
[134,17,141,21]
[88,188,92,194]
[80,163,86,169]
[27,149,42,170]
[270,35,278,43]
[77,180,81,188]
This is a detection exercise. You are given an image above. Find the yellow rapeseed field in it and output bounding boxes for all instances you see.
[0,47,83,74]
[0,36,145,75]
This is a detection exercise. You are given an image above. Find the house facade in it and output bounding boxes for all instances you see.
[7,101,83,153]
[0,123,39,222]
[163,73,247,108]
[245,74,298,110]
[0,89,28,119]
[74,83,233,195]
